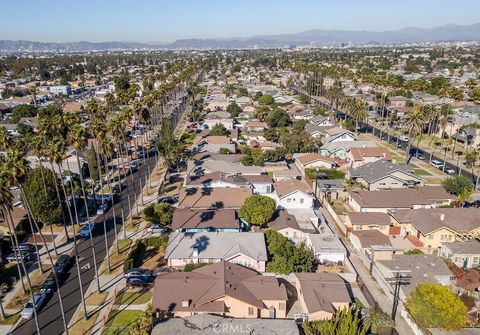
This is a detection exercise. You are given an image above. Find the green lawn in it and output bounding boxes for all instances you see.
[103,310,143,335]
[0,313,20,325]
[413,168,432,176]
[114,290,152,305]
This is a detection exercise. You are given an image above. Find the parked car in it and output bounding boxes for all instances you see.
[157,196,178,205]
[21,294,47,319]
[147,225,167,234]
[54,255,73,277]
[399,135,409,142]
[126,276,154,288]
[445,167,456,175]
[16,243,36,253]
[96,202,110,215]
[95,194,113,204]
[124,268,153,279]
[6,252,35,263]
[80,222,95,238]
[431,160,444,169]
[40,273,57,295]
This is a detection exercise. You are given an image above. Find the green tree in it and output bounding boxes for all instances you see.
[237,87,248,97]
[298,94,311,104]
[24,167,62,226]
[209,123,229,136]
[11,104,37,123]
[441,176,473,196]
[404,249,423,254]
[259,94,274,105]
[239,195,276,226]
[86,146,99,181]
[303,308,370,335]
[141,203,174,226]
[267,107,291,128]
[128,304,153,335]
[218,147,233,154]
[226,101,242,118]
[113,74,131,93]
[406,283,467,330]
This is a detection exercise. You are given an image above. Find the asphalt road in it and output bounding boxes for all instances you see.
[294,88,479,184]
[10,154,158,335]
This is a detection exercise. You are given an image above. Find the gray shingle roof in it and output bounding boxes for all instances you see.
[348,160,418,183]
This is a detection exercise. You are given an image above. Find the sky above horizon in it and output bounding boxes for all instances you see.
[2,0,479,42]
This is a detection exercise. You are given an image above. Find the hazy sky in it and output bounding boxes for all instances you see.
[2,0,479,42]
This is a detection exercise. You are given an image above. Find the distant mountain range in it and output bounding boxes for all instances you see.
[1,23,480,52]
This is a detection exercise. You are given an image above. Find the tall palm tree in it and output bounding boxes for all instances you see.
[404,105,426,161]
[68,124,102,292]
[346,99,368,135]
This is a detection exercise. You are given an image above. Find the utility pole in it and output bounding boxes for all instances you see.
[386,270,411,324]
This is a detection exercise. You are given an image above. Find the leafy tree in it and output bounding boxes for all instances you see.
[209,123,229,136]
[11,104,37,123]
[237,87,248,97]
[113,74,131,93]
[262,147,287,162]
[303,308,370,335]
[441,176,473,196]
[259,94,274,105]
[298,94,311,104]
[267,108,291,128]
[239,195,276,226]
[128,304,152,335]
[86,146,100,181]
[141,203,174,226]
[226,101,242,118]
[158,120,182,168]
[263,128,279,142]
[24,167,62,226]
[265,229,315,274]
[406,283,467,330]
[254,91,263,101]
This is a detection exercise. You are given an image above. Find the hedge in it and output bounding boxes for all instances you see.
[123,241,146,272]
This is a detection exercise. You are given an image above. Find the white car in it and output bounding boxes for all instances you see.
[431,160,443,169]
[147,225,166,234]
[445,168,456,175]
[399,135,409,142]
[21,294,46,319]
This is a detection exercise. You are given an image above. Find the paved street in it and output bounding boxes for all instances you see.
[9,155,157,335]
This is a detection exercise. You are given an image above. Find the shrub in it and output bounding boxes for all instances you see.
[123,241,146,271]
[183,263,209,272]
[144,235,168,252]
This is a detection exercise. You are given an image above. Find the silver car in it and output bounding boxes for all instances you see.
[21,294,46,319]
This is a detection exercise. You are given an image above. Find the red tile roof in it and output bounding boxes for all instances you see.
[406,235,424,248]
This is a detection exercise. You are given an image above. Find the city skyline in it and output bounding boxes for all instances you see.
[1,0,480,42]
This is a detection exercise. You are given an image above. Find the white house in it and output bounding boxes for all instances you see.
[274,178,315,209]
[306,234,346,265]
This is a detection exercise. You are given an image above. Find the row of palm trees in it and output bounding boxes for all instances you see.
[0,63,199,334]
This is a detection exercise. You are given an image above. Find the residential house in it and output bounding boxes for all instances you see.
[347,160,423,191]
[389,208,480,249]
[348,186,454,212]
[151,314,300,335]
[452,267,480,294]
[294,273,351,321]
[319,141,378,160]
[310,115,334,127]
[389,96,409,108]
[347,147,392,169]
[244,120,268,132]
[305,124,327,139]
[294,153,335,175]
[439,238,480,269]
[203,118,234,130]
[185,171,273,194]
[153,261,287,318]
[323,127,357,143]
[350,230,395,262]
[306,234,346,265]
[177,188,252,209]
[171,209,242,233]
[0,207,28,237]
[274,178,315,209]
[375,254,452,298]
[453,127,480,147]
[345,212,392,235]
[268,209,307,241]
[187,159,262,176]
[165,232,268,272]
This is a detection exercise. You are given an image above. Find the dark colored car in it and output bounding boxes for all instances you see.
[126,276,154,288]
[124,268,153,279]
[6,252,35,263]
[40,273,57,295]
[54,255,73,277]
[16,243,36,253]
[157,196,178,205]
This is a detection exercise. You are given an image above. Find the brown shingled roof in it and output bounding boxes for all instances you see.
[274,178,312,198]
[350,147,392,161]
[297,153,334,166]
[346,212,391,226]
[153,261,287,313]
[177,188,252,209]
[171,209,238,230]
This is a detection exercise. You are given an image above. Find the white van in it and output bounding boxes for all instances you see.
[430,160,443,169]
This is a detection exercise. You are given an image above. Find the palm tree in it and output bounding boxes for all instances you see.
[68,124,102,292]
[404,105,426,161]
[346,99,368,135]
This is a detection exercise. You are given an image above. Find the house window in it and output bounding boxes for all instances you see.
[248,307,255,316]
[279,302,286,310]
[287,198,291,203]
[300,198,304,204]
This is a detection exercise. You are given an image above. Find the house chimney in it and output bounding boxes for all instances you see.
[440,213,445,221]
[182,299,191,307]
[193,247,199,257]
